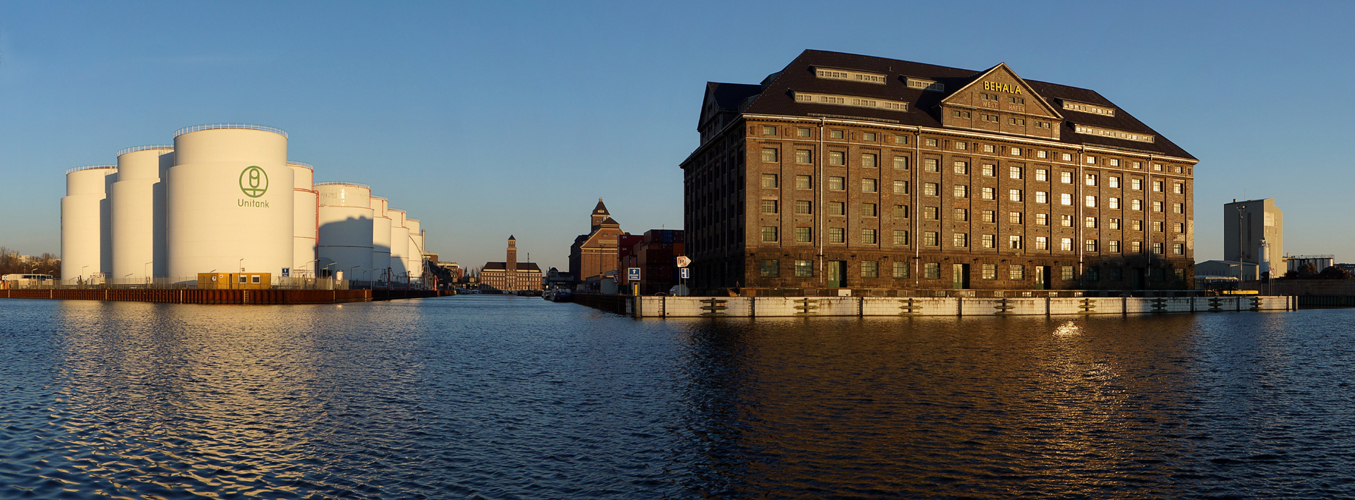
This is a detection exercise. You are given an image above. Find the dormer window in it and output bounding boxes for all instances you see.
[906,78,945,92]
[814,67,887,84]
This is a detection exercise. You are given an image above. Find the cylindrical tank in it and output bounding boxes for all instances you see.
[112,146,173,283]
[388,208,408,280]
[62,165,118,283]
[405,218,422,282]
[168,125,293,280]
[370,196,392,282]
[291,162,318,277]
[317,182,373,280]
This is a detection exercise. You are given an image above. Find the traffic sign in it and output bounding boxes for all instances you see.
[281,267,290,277]
[680,268,690,279]
[676,255,691,268]
[627,267,641,282]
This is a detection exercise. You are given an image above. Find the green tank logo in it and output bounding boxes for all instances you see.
[239,166,269,198]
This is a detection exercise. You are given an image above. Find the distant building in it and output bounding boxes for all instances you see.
[618,229,686,295]
[1196,260,1259,281]
[543,267,574,289]
[480,236,542,292]
[1287,255,1334,274]
[1223,199,1283,275]
[568,198,627,283]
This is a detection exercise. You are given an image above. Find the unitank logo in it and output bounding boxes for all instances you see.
[239,166,269,198]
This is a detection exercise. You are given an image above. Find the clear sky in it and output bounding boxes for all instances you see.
[2,1,1353,271]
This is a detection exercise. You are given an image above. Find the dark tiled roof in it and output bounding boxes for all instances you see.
[593,198,609,215]
[737,49,1194,160]
[482,262,542,272]
[599,217,619,226]
[708,82,762,111]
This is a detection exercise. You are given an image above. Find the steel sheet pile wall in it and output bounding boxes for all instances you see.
[61,166,117,283]
[370,196,392,282]
[111,147,173,282]
[169,127,293,279]
[317,183,373,279]
[291,162,318,276]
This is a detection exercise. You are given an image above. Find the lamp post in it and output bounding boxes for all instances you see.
[239,258,245,273]
[145,261,153,285]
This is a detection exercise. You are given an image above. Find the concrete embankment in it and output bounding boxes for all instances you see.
[0,288,444,304]
[579,295,1297,318]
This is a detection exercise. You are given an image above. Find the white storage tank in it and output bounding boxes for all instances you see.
[370,196,392,282]
[388,208,408,280]
[167,125,294,280]
[62,165,118,283]
[317,182,374,280]
[111,146,173,283]
[405,218,422,282]
[290,162,318,277]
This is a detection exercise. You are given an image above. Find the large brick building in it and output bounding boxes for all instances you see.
[568,199,627,283]
[480,236,542,292]
[681,50,1197,292]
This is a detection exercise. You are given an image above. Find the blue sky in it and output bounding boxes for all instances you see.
[2,1,1352,271]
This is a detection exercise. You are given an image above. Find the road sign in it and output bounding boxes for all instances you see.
[281,267,290,277]
[627,267,641,282]
[676,255,691,268]
[680,268,690,279]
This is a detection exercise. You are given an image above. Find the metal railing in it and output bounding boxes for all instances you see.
[64,164,117,175]
[173,123,288,138]
[115,145,174,156]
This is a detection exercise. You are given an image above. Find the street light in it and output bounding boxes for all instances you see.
[145,261,153,285]
[239,258,245,273]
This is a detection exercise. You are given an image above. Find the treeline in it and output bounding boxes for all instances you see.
[1283,263,1354,280]
[0,247,61,278]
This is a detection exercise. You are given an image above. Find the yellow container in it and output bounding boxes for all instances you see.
[197,272,272,289]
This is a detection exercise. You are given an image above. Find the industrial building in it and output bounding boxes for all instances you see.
[60,124,435,287]
[1223,198,1282,278]
[681,50,1198,292]
[568,198,627,283]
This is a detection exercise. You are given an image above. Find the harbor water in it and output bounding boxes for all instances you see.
[2,295,1353,498]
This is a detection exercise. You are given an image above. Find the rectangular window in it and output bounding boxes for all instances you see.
[1086,239,1098,252]
[1061,266,1075,281]
[795,227,812,242]
[796,175,812,189]
[1010,265,1024,280]
[893,230,909,246]
[1108,240,1120,252]
[862,229,877,244]
[893,156,909,170]
[1108,197,1120,209]
[1010,166,1023,179]
[1084,217,1096,228]
[796,149,812,164]
[954,233,969,248]
[982,187,995,200]
[1131,178,1142,190]
[1060,238,1072,251]
[1061,215,1073,227]
[1009,212,1022,224]
[1011,147,1022,156]
[760,259,779,277]
[1035,169,1048,181]
[924,158,939,172]
[979,163,994,177]
[862,261,879,278]
[829,202,845,215]
[954,185,968,198]
[981,210,996,223]
[797,127,811,138]
[1035,213,1048,226]
[1153,201,1164,212]
[1061,193,1072,206]
[1087,268,1099,282]
[955,141,968,150]
[983,144,996,153]
[924,231,939,246]
[863,132,876,141]
[863,179,878,193]
[1131,241,1142,252]
[1009,235,1022,249]
[1174,243,1185,255]
[1132,220,1142,231]
[795,259,813,277]
[829,176,845,190]
[863,203,877,217]
[1131,199,1142,211]
[1109,158,1120,167]
[1086,196,1097,208]
[893,205,909,218]
[951,208,967,221]
[1037,150,1048,159]
[1153,221,1164,232]
[829,151,846,165]
[923,182,938,196]
[762,125,777,135]
[830,130,844,139]
[1061,171,1073,183]
[924,206,938,220]
[762,174,778,188]
[1009,189,1022,202]
[830,228,845,243]
[895,135,908,144]
[1035,191,1048,203]
[1174,203,1184,214]
[1086,155,1097,165]
[795,200,812,214]
[1174,182,1185,194]
[1153,242,1164,254]
[982,264,997,280]
[862,153,877,168]
[893,262,909,278]
[1153,180,1164,192]
[924,262,940,279]
[954,161,969,174]
[761,148,778,163]
[1062,153,1073,162]
[1175,222,1185,233]
[1086,173,1097,186]
[1108,218,1120,230]
[924,138,937,147]
[761,199,778,214]
[1109,176,1120,188]
[893,180,909,194]
[761,226,778,242]
[981,234,994,248]
[1035,236,1048,250]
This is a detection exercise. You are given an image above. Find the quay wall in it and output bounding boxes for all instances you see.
[615,295,1296,318]
[0,288,442,304]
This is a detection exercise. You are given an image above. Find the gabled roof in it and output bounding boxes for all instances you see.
[593,198,609,216]
[736,49,1194,160]
[940,62,1063,121]
[599,216,619,226]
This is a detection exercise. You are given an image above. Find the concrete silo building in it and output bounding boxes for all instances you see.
[388,208,409,280]
[370,196,392,282]
[316,182,374,280]
[405,217,423,282]
[290,161,318,277]
[61,165,118,283]
[111,146,173,283]
[167,125,294,279]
